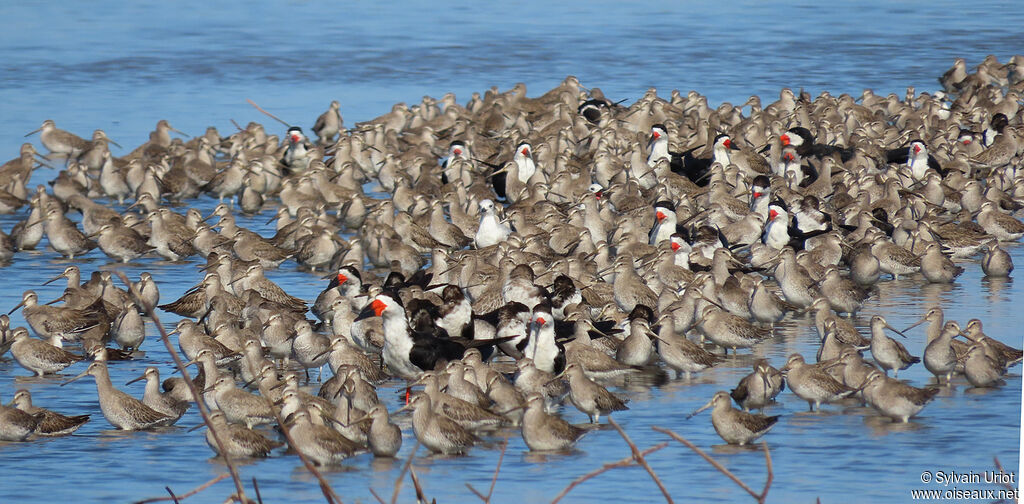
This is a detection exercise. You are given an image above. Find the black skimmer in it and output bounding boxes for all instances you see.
[780,126,853,162]
[354,292,511,379]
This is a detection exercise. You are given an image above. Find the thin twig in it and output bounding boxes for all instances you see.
[550,442,669,503]
[993,457,1016,492]
[259,382,343,504]
[652,426,773,503]
[252,478,263,504]
[165,487,179,504]
[246,99,292,127]
[369,488,387,504]
[409,466,428,504]
[466,437,509,503]
[389,442,421,504]
[761,441,773,500]
[465,484,487,501]
[133,474,230,504]
[116,272,248,503]
[609,419,674,504]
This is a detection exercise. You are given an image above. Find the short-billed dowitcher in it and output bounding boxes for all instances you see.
[689,391,778,445]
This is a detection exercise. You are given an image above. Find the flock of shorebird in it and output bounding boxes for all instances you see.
[1,55,1023,469]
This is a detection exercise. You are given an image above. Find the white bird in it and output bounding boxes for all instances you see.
[474,199,511,248]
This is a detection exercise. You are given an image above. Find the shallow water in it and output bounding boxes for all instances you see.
[1,1,1022,503]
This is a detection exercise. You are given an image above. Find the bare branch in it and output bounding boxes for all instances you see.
[368,488,387,504]
[246,99,292,127]
[465,483,487,501]
[133,473,229,504]
[410,466,428,504]
[652,426,772,503]
[993,457,1015,492]
[467,436,510,503]
[259,381,343,504]
[252,478,263,504]
[116,272,248,503]
[760,441,773,501]
[550,442,669,503]
[389,442,421,504]
[486,437,509,501]
[609,418,674,504]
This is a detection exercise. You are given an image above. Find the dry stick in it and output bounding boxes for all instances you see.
[166,487,179,504]
[409,466,428,503]
[258,382,343,504]
[252,479,263,504]
[368,488,387,504]
[466,437,510,503]
[246,99,292,128]
[992,457,1015,492]
[389,442,421,504]
[550,442,669,504]
[652,426,773,503]
[116,272,248,503]
[134,474,230,504]
[608,419,674,504]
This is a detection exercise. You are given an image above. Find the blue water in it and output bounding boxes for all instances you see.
[1,1,1022,503]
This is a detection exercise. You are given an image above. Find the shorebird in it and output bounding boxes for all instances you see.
[194,410,282,459]
[730,359,785,411]
[521,393,586,451]
[10,389,89,436]
[25,119,89,160]
[291,320,331,380]
[963,318,1023,367]
[417,371,506,430]
[869,315,919,377]
[207,375,274,429]
[616,305,656,366]
[111,302,144,352]
[350,404,402,458]
[514,357,567,407]
[748,278,796,325]
[833,347,878,392]
[870,237,921,280]
[125,367,191,422]
[963,342,1005,388]
[923,322,967,383]
[981,242,1013,277]
[689,391,778,445]
[286,407,362,465]
[695,305,771,353]
[860,370,939,423]
[39,207,97,258]
[8,327,83,376]
[312,100,343,144]
[780,353,855,411]
[811,298,870,348]
[920,242,963,283]
[977,201,1024,241]
[772,248,819,308]
[654,317,724,379]
[92,223,152,263]
[62,361,175,430]
[397,392,477,455]
[9,291,103,341]
[817,265,868,315]
[0,392,40,441]
[559,363,628,423]
[902,307,968,372]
